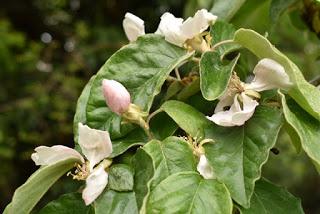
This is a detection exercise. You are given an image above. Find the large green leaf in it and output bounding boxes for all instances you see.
[234,29,320,121]
[73,75,96,144]
[205,106,282,208]
[146,172,232,214]
[210,0,246,21]
[161,100,212,139]
[200,51,239,100]
[210,20,241,56]
[110,128,147,158]
[149,112,178,140]
[94,190,138,214]
[108,164,134,192]
[38,193,93,214]
[85,34,193,139]
[4,158,79,214]
[133,137,197,211]
[142,136,197,190]
[239,178,304,214]
[133,148,154,210]
[161,100,283,208]
[280,92,320,168]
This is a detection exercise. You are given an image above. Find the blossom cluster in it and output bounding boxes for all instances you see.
[30,8,293,206]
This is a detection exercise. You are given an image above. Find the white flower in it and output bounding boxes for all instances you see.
[197,154,215,179]
[208,92,259,127]
[180,9,217,40]
[207,58,292,127]
[123,12,145,42]
[82,164,109,205]
[245,58,292,91]
[31,123,112,205]
[155,13,186,47]
[102,79,131,115]
[155,9,217,47]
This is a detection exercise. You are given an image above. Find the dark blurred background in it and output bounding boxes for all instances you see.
[0,0,320,213]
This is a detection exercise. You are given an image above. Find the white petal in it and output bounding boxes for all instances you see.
[181,9,217,39]
[123,12,145,42]
[78,123,112,171]
[82,165,108,205]
[207,93,259,126]
[155,12,186,47]
[102,79,131,115]
[214,89,237,113]
[197,154,215,179]
[245,58,292,91]
[31,145,84,166]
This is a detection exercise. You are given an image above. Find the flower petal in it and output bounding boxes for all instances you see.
[102,79,131,115]
[214,89,237,113]
[155,12,186,47]
[122,12,145,42]
[207,93,259,126]
[245,58,292,91]
[181,9,217,39]
[78,123,112,171]
[197,154,215,179]
[31,145,84,166]
[82,165,108,205]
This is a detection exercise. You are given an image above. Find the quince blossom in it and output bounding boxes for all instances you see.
[156,9,217,48]
[31,123,112,205]
[207,58,292,127]
[122,12,145,42]
[102,79,131,115]
[122,9,217,50]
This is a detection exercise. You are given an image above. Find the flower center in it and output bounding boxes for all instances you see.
[67,162,90,180]
[228,72,245,95]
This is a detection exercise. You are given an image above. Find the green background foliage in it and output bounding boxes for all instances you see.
[1,0,320,213]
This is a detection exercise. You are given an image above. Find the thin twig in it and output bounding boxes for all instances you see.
[147,109,164,125]
[211,39,235,51]
[174,67,181,80]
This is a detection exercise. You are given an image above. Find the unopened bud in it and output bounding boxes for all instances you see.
[102,79,131,115]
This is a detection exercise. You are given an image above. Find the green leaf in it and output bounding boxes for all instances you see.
[38,193,93,214]
[161,100,283,207]
[133,137,197,211]
[283,122,301,153]
[210,20,241,56]
[149,112,178,140]
[270,0,298,24]
[94,190,138,214]
[200,51,239,100]
[73,75,96,144]
[239,178,304,214]
[133,148,154,209]
[210,0,246,21]
[4,158,79,214]
[110,128,147,158]
[204,106,283,208]
[161,100,212,139]
[142,137,197,189]
[280,92,320,169]
[85,34,193,139]
[177,77,200,101]
[108,164,134,191]
[146,172,232,214]
[234,29,320,121]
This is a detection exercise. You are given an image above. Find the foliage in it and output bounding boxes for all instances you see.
[2,0,320,213]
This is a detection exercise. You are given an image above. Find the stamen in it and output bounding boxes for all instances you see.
[67,162,90,181]
[228,72,245,95]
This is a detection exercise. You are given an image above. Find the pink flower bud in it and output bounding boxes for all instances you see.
[102,79,131,115]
